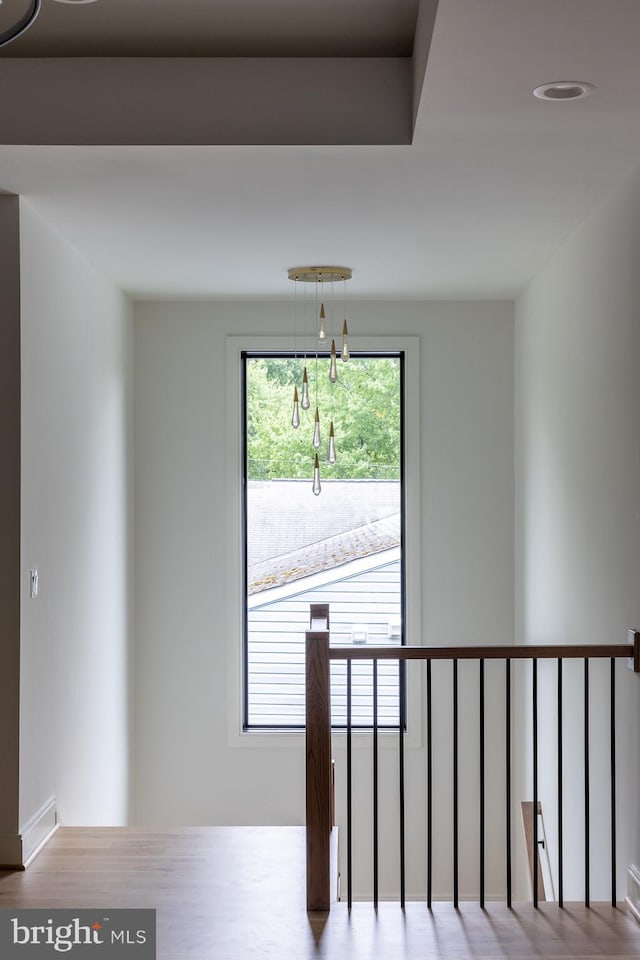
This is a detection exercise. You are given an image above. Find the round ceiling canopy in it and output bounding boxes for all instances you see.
[287,266,352,283]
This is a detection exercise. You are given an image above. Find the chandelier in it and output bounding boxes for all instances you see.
[287,265,352,496]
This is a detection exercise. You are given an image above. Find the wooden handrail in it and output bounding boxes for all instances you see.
[329,637,639,667]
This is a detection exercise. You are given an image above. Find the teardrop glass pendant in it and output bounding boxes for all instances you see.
[291,386,300,428]
[318,303,327,342]
[301,366,310,409]
[313,407,321,449]
[329,340,338,382]
[312,454,321,496]
[341,319,350,361]
[328,421,336,465]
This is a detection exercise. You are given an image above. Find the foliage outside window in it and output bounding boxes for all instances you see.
[246,356,401,481]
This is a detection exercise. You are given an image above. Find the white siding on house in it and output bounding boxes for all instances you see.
[247,555,402,726]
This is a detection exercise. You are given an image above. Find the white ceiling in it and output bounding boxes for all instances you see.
[1,0,640,300]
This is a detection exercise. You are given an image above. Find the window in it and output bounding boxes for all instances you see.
[243,352,404,728]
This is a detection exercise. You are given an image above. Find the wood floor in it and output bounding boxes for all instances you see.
[1,827,639,960]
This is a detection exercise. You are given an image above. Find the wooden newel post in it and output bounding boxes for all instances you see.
[306,603,332,912]
[631,629,640,674]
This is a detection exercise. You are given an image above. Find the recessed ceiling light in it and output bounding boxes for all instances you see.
[533,81,595,101]
[52,0,100,4]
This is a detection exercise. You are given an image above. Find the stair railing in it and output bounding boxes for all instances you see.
[305,604,639,912]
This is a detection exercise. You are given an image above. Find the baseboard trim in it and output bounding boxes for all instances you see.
[626,864,640,923]
[23,822,60,868]
[21,797,58,867]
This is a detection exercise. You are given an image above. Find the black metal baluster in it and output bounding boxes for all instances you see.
[506,659,512,908]
[479,659,485,909]
[427,659,433,909]
[611,657,617,908]
[533,658,538,908]
[453,659,459,909]
[373,659,379,910]
[399,660,406,909]
[347,659,352,911]
[584,658,590,908]
[557,658,564,908]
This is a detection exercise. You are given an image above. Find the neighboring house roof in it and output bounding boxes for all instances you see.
[247,478,400,566]
[248,512,400,595]
[247,480,400,595]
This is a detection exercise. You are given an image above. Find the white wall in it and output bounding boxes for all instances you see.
[0,196,22,866]
[133,299,514,898]
[515,164,640,900]
[19,201,134,836]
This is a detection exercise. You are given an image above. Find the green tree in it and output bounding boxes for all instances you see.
[246,356,400,480]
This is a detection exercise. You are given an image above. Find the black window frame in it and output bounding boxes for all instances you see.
[241,349,406,731]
